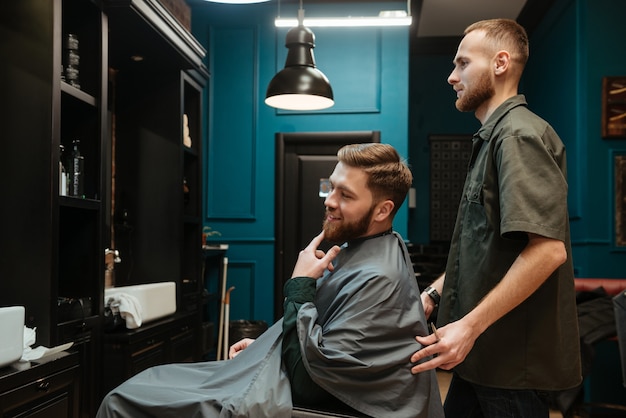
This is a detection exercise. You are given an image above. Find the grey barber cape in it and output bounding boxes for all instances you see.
[96,231,443,418]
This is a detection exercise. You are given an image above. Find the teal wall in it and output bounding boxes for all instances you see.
[524,0,626,277]
[191,1,410,322]
[192,0,626,322]
[408,54,477,243]
[407,0,626,277]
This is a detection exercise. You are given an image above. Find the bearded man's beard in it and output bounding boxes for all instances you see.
[322,205,376,243]
[456,70,495,112]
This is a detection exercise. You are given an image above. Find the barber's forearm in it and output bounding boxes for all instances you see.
[462,234,566,335]
[421,273,445,314]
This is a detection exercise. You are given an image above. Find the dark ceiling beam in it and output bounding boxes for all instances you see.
[410,0,555,56]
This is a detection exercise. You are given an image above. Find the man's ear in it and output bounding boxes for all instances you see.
[374,200,395,222]
[494,50,510,75]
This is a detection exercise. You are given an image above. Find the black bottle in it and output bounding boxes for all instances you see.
[59,145,68,196]
[70,139,84,198]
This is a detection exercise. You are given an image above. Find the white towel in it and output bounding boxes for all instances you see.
[106,293,143,329]
[21,326,74,361]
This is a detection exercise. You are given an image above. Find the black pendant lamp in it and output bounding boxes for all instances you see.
[265,5,334,111]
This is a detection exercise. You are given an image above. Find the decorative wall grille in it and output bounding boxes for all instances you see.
[429,135,472,242]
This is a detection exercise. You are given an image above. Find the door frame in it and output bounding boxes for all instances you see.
[274,131,380,319]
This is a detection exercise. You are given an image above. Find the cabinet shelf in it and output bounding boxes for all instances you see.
[61,81,97,106]
[59,196,101,210]
[57,315,100,342]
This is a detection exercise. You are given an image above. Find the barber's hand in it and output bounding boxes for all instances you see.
[291,231,341,279]
[228,338,255,359]
[410,320,478,374]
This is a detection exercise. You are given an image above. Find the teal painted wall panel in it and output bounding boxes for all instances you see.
[206,26,258,220]
[523,0,580,218]
[578,0,626,275]
[583,0,626,246]
[408,54,478,244]
[211,242,275,325]
[524,0,626,276]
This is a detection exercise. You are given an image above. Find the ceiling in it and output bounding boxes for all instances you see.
[267,0,554,54]
[190,0,554,55]
[415,0,527,37]
[409,0,553,54]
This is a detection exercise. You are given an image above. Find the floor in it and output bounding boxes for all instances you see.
[436,371,563,417]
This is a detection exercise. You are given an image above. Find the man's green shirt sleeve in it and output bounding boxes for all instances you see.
[282,277,331,406]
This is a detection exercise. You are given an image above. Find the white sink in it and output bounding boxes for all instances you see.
[105,282,176,327]
[0,306,24,367]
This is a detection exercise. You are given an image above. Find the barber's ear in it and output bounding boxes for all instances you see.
[494,50,510,75]
[374,200,394,221]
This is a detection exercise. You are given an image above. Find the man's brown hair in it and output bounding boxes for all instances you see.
[337,143,413,216]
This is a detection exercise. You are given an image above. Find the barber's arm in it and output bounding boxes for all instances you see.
[421,273,445,319]
[410,233,566,374]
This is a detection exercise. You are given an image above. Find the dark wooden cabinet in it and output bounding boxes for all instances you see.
[0,352,80,418]
[0,0,106,345]
[0,1,106,416]
[105,0,207,307]
[101,312,198,396]
[1,0,207,416]
[104,0,208,392]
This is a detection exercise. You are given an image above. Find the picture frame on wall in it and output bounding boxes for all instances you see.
[616,154,626,247]
[602,76,626,138]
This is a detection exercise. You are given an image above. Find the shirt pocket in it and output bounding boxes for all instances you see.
[461,181,488,242]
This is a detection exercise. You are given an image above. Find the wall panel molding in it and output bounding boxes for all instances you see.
[205,25,258,220]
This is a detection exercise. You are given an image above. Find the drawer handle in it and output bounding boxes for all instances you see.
[37,381,51,392]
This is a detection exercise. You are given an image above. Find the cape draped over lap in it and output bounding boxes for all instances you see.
[96,320,293,418]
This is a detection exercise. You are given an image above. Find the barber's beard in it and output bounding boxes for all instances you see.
[322,205,376,244]
[456,70,495,112]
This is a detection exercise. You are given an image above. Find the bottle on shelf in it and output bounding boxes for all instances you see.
[63,33,80,89]
[70,139,84,198]
[59,145,68,196]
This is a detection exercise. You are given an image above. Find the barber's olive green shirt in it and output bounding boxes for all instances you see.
[438,95,582,390]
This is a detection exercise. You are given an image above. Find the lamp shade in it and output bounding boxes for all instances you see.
[265,24,334,110]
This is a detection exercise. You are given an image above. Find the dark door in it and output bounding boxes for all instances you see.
[274,131,380,318]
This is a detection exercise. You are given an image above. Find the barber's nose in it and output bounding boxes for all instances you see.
[447,69,458,85]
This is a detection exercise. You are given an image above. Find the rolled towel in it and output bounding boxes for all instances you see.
[106,293,143,329]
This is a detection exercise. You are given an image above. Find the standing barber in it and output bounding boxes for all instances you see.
[410,19,581,418]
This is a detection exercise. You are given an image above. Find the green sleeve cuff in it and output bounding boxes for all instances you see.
[283,276,316,304]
